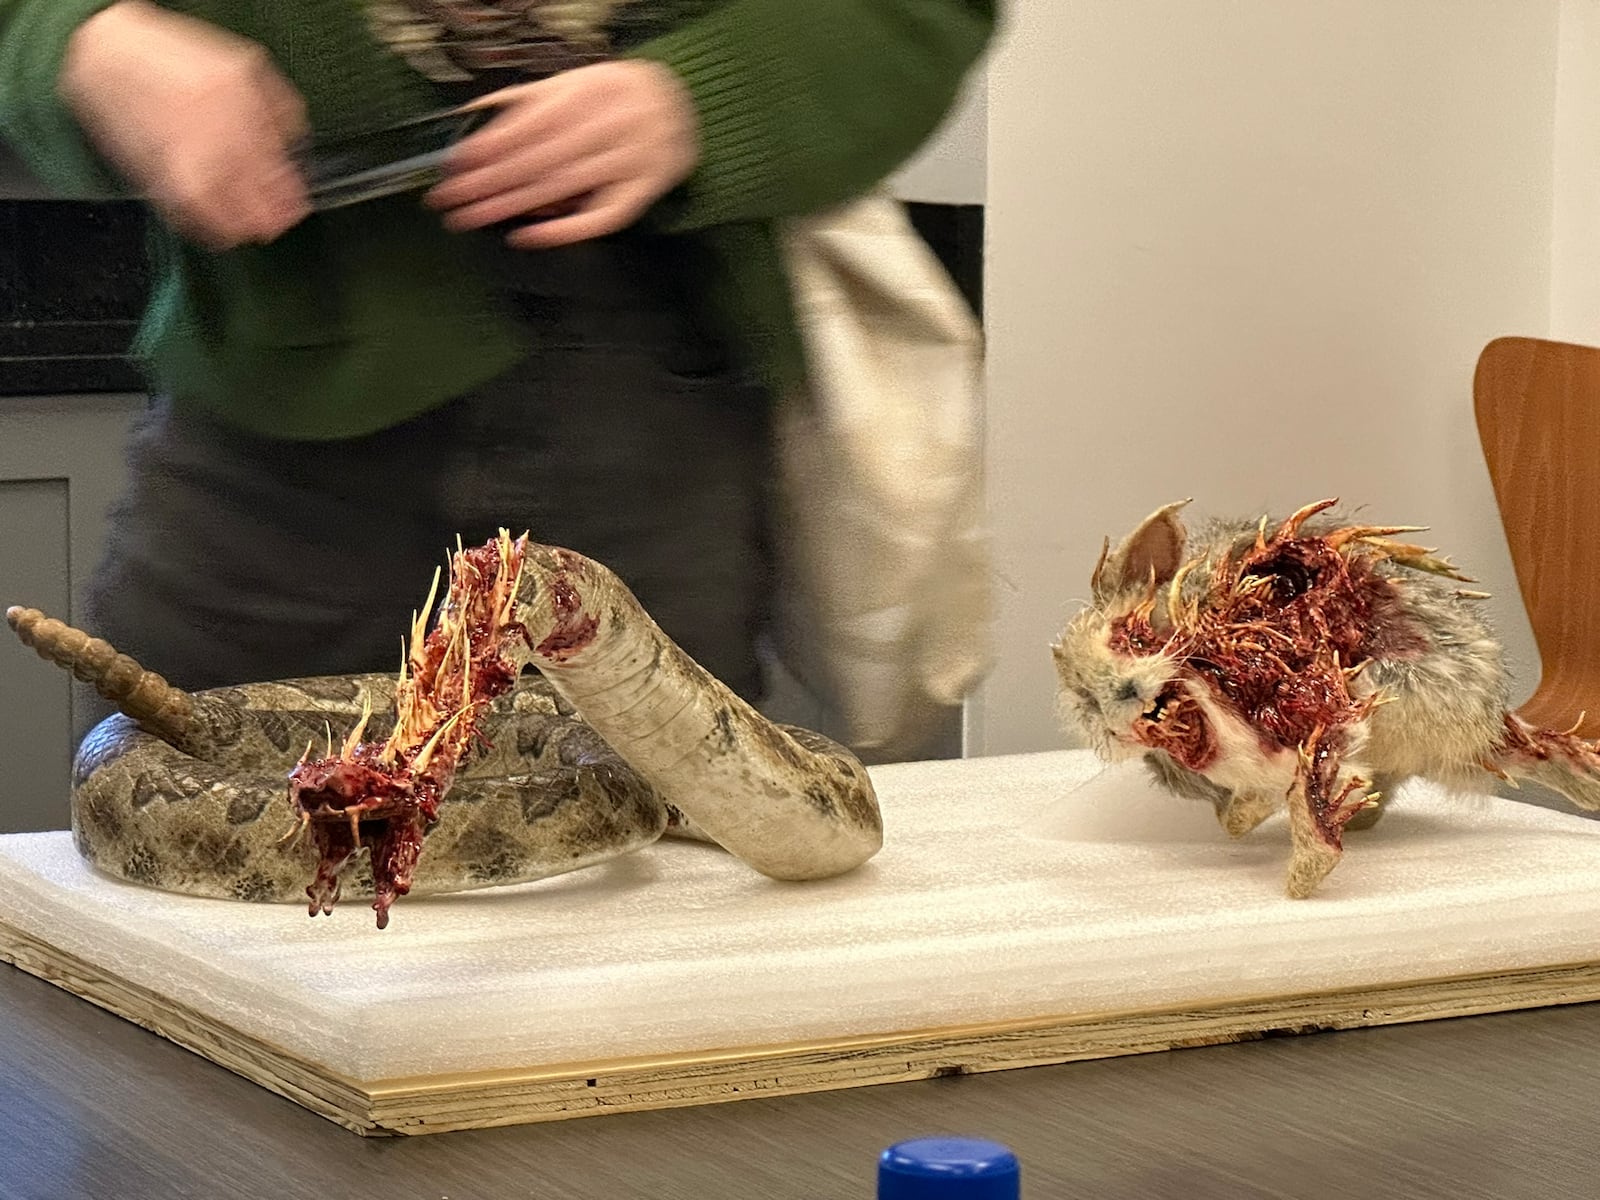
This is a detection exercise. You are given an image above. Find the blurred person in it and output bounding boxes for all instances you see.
[0,0,994,715]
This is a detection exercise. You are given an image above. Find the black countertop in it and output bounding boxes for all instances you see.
[0,189,981,399]
[1,199,149,395]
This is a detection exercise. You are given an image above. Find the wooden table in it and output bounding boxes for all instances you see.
[4,962,1594,1200]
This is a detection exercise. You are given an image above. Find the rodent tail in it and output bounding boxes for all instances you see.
[6,605,195,746]
[1489,712,1600,811]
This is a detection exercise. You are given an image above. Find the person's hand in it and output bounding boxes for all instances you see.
[60,0,311,250]
[425,60,698,249]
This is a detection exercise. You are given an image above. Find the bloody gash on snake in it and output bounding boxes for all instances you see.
[7,532,883,929]
[1051,498,1600,899]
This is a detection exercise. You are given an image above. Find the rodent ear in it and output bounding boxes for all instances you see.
[1093,499,1191,601]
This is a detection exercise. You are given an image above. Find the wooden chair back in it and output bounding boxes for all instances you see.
[1474,335,1600,736]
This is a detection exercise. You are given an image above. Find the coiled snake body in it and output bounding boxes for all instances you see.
[8,538,883,927]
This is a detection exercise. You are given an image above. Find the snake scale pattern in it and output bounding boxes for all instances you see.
[8,538,883,928]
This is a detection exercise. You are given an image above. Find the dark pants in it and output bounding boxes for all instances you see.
[82,281,774,726]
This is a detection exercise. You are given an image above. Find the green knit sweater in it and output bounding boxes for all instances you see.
[0,0,994,438]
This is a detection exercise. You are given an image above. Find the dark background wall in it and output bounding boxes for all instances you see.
[1,146,981,396]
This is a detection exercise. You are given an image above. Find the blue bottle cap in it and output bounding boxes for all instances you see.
[878,1137,1021,1199]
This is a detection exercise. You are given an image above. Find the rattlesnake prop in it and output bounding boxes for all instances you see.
[7,534,883,928]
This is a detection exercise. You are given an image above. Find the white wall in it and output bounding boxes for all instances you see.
[974,0,1565,756]
[1552,0,1600,340]
[892,71,988,205]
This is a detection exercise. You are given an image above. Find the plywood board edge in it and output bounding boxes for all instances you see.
[0,921,378,1135]
[5,917,1599,1138]
[363,961,1600,1134]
